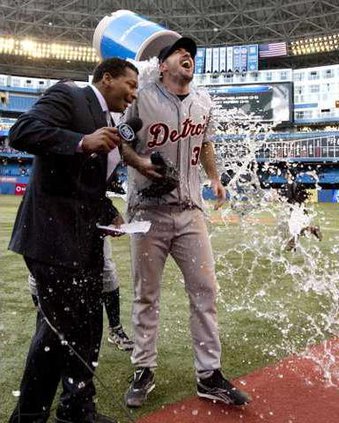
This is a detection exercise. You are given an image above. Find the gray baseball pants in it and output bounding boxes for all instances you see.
[102,237,119,293]
[130,206,222,374]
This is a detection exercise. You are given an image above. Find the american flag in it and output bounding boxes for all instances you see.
[259,42,287,58]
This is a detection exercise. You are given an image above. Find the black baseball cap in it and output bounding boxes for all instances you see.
[158,37,197,63]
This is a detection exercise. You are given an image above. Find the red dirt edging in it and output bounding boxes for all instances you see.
[137,338,339,423]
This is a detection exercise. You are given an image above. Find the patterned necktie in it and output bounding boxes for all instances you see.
[105,110,113,127]
[105,110,120,179]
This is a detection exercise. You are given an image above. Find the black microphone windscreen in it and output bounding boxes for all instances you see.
[126,117,143,133]
[117,117,143,142]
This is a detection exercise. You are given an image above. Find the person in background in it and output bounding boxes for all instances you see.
[8,57,138,423]
[103,236,134,351]
[122,37,251,408]
[281,175,322,251]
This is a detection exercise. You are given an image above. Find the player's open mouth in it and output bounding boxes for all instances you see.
[181,60,192,69]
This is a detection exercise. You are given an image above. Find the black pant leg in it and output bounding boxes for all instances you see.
[9,311,61,423]
[103,287,120,328]
[9,259,103,423]
[56,269,103,421]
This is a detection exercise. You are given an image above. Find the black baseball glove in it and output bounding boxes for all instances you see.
[138,152,179,197]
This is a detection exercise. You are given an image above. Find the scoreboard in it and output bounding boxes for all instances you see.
[208,82,293,124]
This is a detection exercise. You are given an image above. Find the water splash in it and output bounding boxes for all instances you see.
[118,59,338,387]
[208,108,339,386]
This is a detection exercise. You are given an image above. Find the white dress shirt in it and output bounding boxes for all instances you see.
[89,85,121,179]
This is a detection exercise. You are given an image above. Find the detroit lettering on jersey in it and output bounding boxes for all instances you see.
[147,116,208,148]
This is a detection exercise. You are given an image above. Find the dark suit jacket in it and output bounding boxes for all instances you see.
[8,83,118,269]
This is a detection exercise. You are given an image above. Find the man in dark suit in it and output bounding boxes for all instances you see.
[8,58,138,423]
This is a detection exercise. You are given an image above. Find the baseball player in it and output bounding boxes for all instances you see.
[122,37,251,408]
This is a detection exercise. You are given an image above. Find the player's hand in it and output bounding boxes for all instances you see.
[210,178,226,210]
[82,127,121,154]
[135,156,163,180]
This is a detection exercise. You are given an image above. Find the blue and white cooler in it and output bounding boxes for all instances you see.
[93,10,181,61]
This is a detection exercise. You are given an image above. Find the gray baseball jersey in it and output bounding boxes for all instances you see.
[126,80,214,212]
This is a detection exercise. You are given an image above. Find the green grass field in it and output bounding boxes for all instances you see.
[1,194,338,422]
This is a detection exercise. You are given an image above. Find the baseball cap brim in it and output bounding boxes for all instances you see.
[158,37,197,63]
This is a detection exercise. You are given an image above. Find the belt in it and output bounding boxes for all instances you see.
[151,203,198,213]
[131,203,200,215]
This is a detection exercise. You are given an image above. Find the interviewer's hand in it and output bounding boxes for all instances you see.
[82,127,121,154]
[107,213,125,238]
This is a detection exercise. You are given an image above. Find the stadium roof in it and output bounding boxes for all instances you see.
[0,0,338,79]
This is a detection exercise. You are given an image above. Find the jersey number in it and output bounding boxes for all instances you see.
[191,146,201,165]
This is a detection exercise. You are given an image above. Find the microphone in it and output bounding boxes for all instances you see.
[91,117,143,158]
[117,117,142,142]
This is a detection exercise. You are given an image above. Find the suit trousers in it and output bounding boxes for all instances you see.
[9,258,103,423]
[130,207,221,374]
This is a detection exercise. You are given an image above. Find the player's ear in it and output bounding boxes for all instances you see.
[159,62,168,74]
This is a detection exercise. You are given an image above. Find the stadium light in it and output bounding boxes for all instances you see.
[290,33,339,56]
[0,36,99,63]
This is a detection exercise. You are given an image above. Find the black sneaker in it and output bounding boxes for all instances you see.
[108,325,134,352]
[197,369,251,406]
[55,412,116,422]
[94,414,117,423]
[125,367,155,408]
